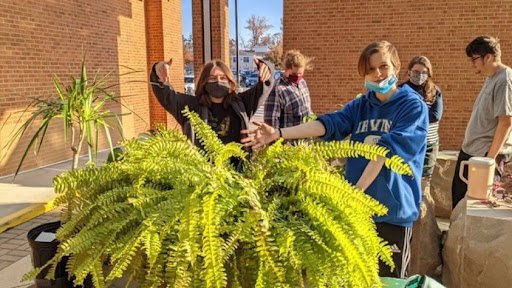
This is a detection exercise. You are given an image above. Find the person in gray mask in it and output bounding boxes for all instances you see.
[150,58,273,151]
[399,56,443,186]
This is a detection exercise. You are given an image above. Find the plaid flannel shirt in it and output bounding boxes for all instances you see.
[264,76,312,128]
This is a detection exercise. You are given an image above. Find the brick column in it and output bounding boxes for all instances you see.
[192,0,230,76]
[211,0,230,64]
[145,0,184,130]
[192,0,204,77]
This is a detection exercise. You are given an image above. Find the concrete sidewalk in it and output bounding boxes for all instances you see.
[0,151,110,229]
[0,151,110,287]
[0,209,61,287]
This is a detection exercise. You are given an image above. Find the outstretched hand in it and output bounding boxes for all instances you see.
[255,59,271,83]
[240,121,279,149]
[155,58,173,84]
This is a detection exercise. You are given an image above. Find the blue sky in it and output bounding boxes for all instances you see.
[181,0,283,41]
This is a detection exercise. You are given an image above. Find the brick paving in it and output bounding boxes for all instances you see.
[0,208,61,272]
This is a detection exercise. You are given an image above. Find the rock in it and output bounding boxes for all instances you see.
[442,198,512,287]
[410,183,442,280]
[430,151,458,219]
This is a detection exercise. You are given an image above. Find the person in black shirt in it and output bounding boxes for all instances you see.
[399,56,443,185]
[150,58,274,169]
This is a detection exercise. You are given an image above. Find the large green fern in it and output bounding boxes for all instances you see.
[24,106,413,287]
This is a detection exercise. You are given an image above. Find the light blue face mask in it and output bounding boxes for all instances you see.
[364,74,397,94]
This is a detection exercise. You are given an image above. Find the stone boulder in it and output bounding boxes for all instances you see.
[430,151,458,219]
[442,198,512,287]
[410,183,442,279]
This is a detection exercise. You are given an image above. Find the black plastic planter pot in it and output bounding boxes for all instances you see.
[27,221,71,288]
[27,221,94,288]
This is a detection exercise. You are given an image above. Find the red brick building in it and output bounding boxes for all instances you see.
[0,0,185,176]
[1,0,511,176]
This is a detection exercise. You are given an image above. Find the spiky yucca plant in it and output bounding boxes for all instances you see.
[23,107,413,288]
[0,54,140,179]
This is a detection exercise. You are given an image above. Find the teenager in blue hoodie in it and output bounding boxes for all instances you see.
[241,41,428,278]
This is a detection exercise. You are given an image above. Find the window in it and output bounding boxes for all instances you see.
[243,57,250,63]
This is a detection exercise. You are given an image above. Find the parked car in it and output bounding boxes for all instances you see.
[231,70,247,85]
[238,74,247,86]
[274,70,284,80]
[245,72,259,87]
[185,67,194,75]
[240,70,253,77]
[184,75,195,95]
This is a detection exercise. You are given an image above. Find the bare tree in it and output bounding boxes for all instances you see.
[244,15,272,48]
[263,17,283,69]
[264,44,283,69]
[260,35,272,47]
[239,35,247,49]
[264,33,283,69]
[183,34,194,66]
[229,38,236,55]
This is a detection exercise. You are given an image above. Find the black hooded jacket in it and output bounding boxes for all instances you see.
[149,60,275,147]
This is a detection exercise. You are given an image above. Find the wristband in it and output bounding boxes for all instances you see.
[278,128,282,138]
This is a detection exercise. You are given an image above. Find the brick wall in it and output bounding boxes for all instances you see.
[283,0,512,150]
[162,0,185,129]
[211,0,230,64]
[145,0,183,130]
[0,0,183,176]
[192,0,204,78]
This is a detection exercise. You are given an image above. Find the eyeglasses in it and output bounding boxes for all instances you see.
[469,56,482,64]
[411,71,428,76]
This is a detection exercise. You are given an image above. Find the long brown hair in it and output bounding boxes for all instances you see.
[407,56,436,103]
[195,59,238,108]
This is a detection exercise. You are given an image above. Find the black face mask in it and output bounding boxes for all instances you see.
[205,81,230,99]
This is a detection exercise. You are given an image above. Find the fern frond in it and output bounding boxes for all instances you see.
[378,240,395,271]
[90,258,106,288]
[301,170,388,216]
[105,227,145,281]
[312,140,412,176]
[143,228,162,267]
[385,154,413,176]
[178,192,202,267]
[215,142,247,169]
[183,106,223,161]
[250,207,288,287]
[301,197,380,287]
[202,189,227,288]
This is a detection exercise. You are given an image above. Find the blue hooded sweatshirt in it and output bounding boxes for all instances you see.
[317,85,428,227]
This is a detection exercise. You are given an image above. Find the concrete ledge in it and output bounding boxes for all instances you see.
[0,196,56,234]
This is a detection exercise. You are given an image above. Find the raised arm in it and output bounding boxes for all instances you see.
[150,59,196,125]
[237,59,276,117]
